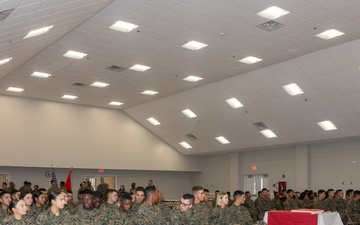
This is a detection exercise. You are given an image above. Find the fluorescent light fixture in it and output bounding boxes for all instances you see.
[257,6,289,20]
[91,82,109,88]
[147,117,161,126]
[179,141,192,149]
[129,64,151,72]
[318,120,337,131]
[31,71,51,78]
[226,98,243,108]
[108,101,123,106]
[0,57,12,65]
[283,83,304,96]
[23,25,53,39]
[316,29,345,40]
[181,41,208,50]
[260,129,277,138]
[141,90,158,95]
[183,76,203,82]
[109,20,138,32]
[239,56,262,64]
[61,95,77,100]
[182,109,197,118]
[63,50,87,59]
[215,136,230,144]
[6,87,24,93]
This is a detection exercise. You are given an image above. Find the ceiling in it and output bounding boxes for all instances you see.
[2,0,360,155]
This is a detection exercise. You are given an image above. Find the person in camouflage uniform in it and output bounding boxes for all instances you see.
[313,189,329,210]
[157,192,171,223]
[169,193,208,225]
[47,180,57,194]
[93,191,104,209]
[226,190,253,225]
[192,186,211,224]
[1,199,35,225]
[243,191,259,222]
[18,181,32,194]
[323,189,335,211]
[96,178,108,197]
[255,189,274,217]
[27,189,47,220]
[347,190,360,222]
[99,189,118,213]
[108,192,133,224]
[210,192,229,225]
[71,189,108,225]
[0,191,11,221]
[36,191,72,225]
[333,189,347,224]
[345,189,354,206]
[124,186,166,225]
[130,186,145,215]
[284,189,300,210]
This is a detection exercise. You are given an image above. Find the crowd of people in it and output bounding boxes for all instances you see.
[0,179,360,225]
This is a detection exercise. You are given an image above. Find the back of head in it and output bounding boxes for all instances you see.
[121,192,132,202]
[93,191,103,199]
[233,190,244,199]
[145,186,156,199]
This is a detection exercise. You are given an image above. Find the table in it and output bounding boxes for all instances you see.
[263,211,343,225]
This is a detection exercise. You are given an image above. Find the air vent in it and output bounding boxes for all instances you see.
[71,82,87,87]
[0,9,14,22]
[256,20,284,32]
[252,122,269,131]
[107,65,127,72]
[185,134,198,141]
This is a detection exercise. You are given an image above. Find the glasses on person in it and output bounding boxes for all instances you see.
[180,202,191,207]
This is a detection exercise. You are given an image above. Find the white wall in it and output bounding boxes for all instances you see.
[0,166,196,199]
[0,95,201,172]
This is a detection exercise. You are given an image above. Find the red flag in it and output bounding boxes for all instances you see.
[64,168,72,191]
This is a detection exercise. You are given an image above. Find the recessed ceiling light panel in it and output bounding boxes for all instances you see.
[260,129,277,138]
[91,82,109,88]
[283,83,304,96]
[23,25,53,39]
[109,21,138,32]
[318,121,337,130]
[226,98,243,108]
[31,71,51,78]
[257,6,289,20]
[181,41,208,50]
[61,95,77,100]
[0,57,12,65]
[182,109,197,118]
[316,29,345,40]
[7,87,24,93]
[183,76,203,82]
[179,141,192,149]
[215,136,230,144]
[108,101,123,106]
[141,90,158,95]
[129,64,151,72]
[147,117,161,126]
[63,50,87,59]
[239,56,262,64]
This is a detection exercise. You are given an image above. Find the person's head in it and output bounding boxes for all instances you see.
[80,181,86,188]
[49,191,66,209]
[226,191,231,199]
[346,189,354,199]
[180,193,194,212]
[214,190,220,196]
[335,189,344,199]
[281,190,287,196]
[9,199,27,217]
[93,191,103,209]
[204,189,210,202]
[148,180,153,186]
[60,181,65,188]
[10,190,21,200]
[66,190,73,204]
[318,189,326,200]
[120,192,132,212]
[119,185,125,191]
[245,191,251,199]
[295,192,300,199]
[131,182,136,188]
[0,191,11,208]
[33,185,39,190]
[326,189,335,199]
[233,190,246,205]
[192,186,205,203]
[58,189,69,205]
[2,182,7,189]
[353,190,360,201]
[33,190,47,206]
[134,186,145,203]
[287,189,294,198]
[145,186,159,204]
[51,180,56,187]
[100,177,104,184]
[274,191,280,198]
[106,189,118,204]
[216,192,229,207]
[300,192,308,200]
[81,189,94,210]
[9,182,15,188]
[20,191,33,207]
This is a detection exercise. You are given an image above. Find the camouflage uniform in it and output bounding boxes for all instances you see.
[347,199,360,222]
[47,186,57,194]
[210,206,228,225]
[158,202,171,223]
[313,199,327,210]
[243,198,259,222]
[99,202,117,213]
[108,210,131,225]
[333,198,347,224]
[255,197,273,217]
[1,215,35,225]
[96,184,108,196]
[284,198,300,210]
[36,208,73,225]
[19,185,32,194]
[124,202,166,225]
[0,207,9,221]
[27,205,47,220]
[169,205,208,225]
[71,207,108,225]
[131,202,143,214]
[194,202,211,224]
[274,198,285,210]
[323,198,334,211]
[300,199,313,209]
[226,204,253,225]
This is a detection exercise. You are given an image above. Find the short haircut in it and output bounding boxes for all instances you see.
[318,189,325,195]
[135,186,145,193]
[192,186,204,193]
[121,192,132,202]
[145,186,156,198]
[182,193,194,204]
[335,189,343,195]
[245,191,250,195]
[0,191,10,198]
[10,190,20,196]
[346,189,354,197]
[93,191,103,199]
[353,190,360,197]
[287,189,294,194]
[299,192,307,200]
[204,189,209,193]
[233,190,244,199]
[67,190,73,194]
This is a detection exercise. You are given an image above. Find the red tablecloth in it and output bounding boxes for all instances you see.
[267,211,318,225]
